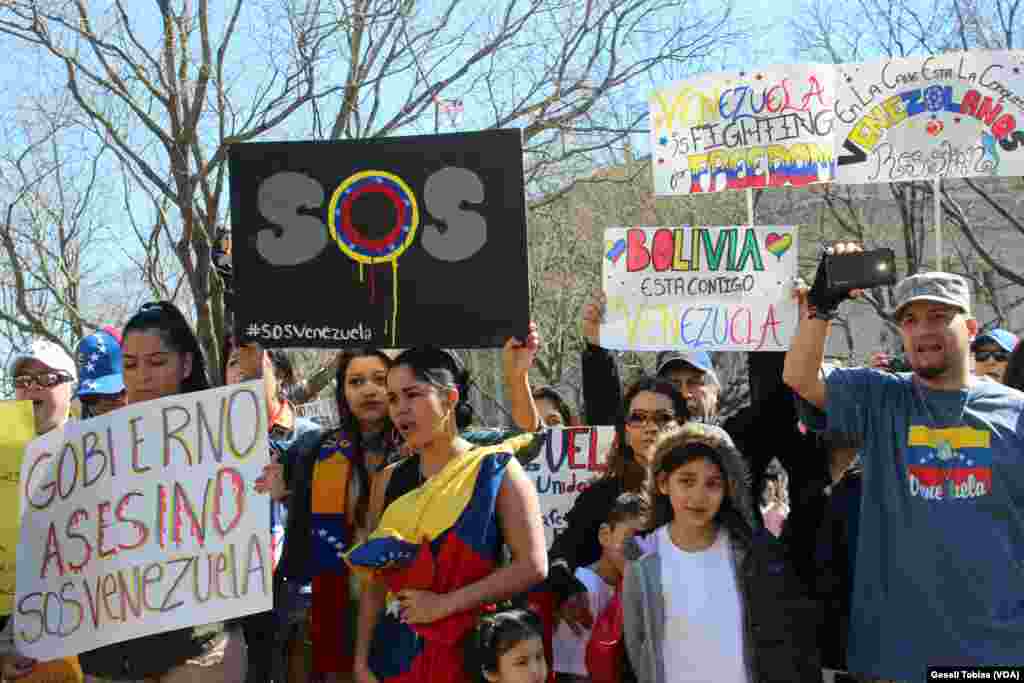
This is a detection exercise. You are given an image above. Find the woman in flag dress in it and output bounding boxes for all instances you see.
[347,344,547,683]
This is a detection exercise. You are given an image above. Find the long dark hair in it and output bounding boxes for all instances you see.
[604,375,688,492]
[335,348,394,435]
[333,348,393,529]
[123,302,209,394]
[1006,342,1024,392]
[648,423,754,539]
[390,346,476,431]
[463,608,544,683]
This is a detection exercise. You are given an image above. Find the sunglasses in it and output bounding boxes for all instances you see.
[974,350,1010,362]
[13,372,74,389]
[626,410,677,428]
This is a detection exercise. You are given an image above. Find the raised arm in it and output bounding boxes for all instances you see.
[504,322,542,431]
[783,298,831,410]
[580,292,622,425]
[784,243,863,410]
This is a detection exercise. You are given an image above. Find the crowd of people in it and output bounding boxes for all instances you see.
[1,242,1023,683]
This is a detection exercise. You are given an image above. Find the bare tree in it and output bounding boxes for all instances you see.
[0,0,747,384]
[0,101,124,368]
[785,0,1024,355]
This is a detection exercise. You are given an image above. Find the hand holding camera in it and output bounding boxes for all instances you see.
[805,242,896,321]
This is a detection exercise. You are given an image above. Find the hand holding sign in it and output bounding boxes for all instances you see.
[503,322,541,378]
[580,292,607,347]
[255,448,289,501]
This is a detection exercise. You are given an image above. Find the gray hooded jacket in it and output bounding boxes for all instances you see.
[621,423,821,683]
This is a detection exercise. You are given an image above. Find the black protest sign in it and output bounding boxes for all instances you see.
[228,130,529,348]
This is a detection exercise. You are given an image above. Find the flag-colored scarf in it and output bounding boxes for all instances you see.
[309,432,360,674]
[346,433,535,683]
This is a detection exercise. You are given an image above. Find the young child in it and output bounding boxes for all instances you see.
[464,608,548,683]
[552,493,647,682]
[622,423,821,683]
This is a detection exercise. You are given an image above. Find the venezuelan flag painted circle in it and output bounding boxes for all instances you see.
[327,171,419,265]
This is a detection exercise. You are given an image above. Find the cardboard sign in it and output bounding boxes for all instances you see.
[229,130,530,349]
[651,64,838,195]
[0,401,36,615]
[523,427,615,547]
[649,50,1024,192]
[14,382,272,660]
[599,226,799,351]
[833,50,1024,183]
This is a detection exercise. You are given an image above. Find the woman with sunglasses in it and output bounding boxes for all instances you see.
[971,329,1019,384]
[76,301,236,683]
[546,376,688,639]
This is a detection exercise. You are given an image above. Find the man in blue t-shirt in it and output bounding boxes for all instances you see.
[783,245,1024,682]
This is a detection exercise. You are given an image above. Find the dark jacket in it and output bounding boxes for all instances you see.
[814,460,863,671]
[622,424,820,683]
[276,427,331,583]
[581,345,831,590]
[545,475,628,598]
[78,626,222,679]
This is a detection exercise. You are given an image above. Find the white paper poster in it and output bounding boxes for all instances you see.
[650,64,838,195]
[833,50,1024,183]
[524,427,616,548]
[649,51,1024,192]
[600,226,799,351]
[14,381,272,660]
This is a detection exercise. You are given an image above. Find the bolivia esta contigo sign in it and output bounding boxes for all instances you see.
[229,129,530,349]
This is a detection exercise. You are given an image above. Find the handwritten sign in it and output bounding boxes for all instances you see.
[0,401,36,615]
[14,382,272,661]
[599,226,799,351]
[523,427,615,547]
[229,130,530,349]
[833,50,1024,183]
[650,64,838,195]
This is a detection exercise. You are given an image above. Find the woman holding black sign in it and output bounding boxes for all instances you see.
[77,301,235,683]
[346,343,547,683]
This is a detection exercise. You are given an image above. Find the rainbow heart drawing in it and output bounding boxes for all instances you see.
[606,238,626,264]
[765,232,793,260]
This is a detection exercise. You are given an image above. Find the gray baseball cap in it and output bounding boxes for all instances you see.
[891,272,971,319]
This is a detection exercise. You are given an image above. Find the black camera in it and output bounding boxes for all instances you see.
[824,248,897,292]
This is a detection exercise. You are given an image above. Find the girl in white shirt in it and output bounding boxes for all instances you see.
[622,423,820,683]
